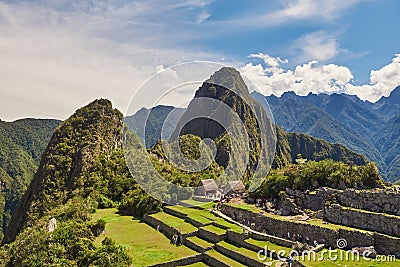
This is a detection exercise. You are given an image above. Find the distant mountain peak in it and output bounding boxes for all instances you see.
[195,67,250,100]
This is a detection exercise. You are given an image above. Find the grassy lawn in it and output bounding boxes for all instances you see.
[299,249,398,267]
[245,238,291,256]
[168,205,217,225]
[205,250,247,267]
[213,218,243,233]
[179,199,216,209]
[92,209,196,266]
[218,241,272,262]
[202,224,227,235]
[150,212,198,234]
[184,262,210,267]
[186,236,214,249]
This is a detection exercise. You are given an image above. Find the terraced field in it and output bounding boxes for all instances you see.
[93,203,398,267]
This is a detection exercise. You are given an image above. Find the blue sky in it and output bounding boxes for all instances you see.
[0,0,399,120]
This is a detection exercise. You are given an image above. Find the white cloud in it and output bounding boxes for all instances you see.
[275,0,365,21]
[291,31,339,63]
[242,53,400,102]
[0,0,219,121]
[241,53,351,97]
[224,0,367,29]
[196,12,211,24]
[345,54,400,101]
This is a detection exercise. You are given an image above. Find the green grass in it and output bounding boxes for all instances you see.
[213,218,243,233]
[186,236,214,249]
[299,249,398,267]
[92,209,196,266]
[202,224,226,235]
[184,262,210,267]
[179,199,216,209]
[245,238,291,256]
[218,241,271,262]
[150,212,198,234]
[205,250,247,267]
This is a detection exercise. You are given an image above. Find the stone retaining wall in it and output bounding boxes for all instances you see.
[374,234,400,257]
[146,253,204,267]
[184,238,213,253]
[324,204,400,237]
[338,229,374,249]
[215,243,264,267]
[198,227,226,243]
[220,204,400,257]
[203,253,230,267]
[184,216,207,227]
[335,188,400,215]
[220,205,339,248]
[287,187,400,216]
[142,214,197,243]
[163,207,187,219]
[143,214,176,238]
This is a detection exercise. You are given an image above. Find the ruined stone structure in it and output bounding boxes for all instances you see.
[220,204,400,257]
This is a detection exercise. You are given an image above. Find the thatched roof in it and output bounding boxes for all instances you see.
[224,180,245,195]
[198,179,219,192]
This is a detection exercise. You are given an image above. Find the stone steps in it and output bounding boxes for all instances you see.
[185,236,214,253]
[215,240,276,267]
[204,250,247,267]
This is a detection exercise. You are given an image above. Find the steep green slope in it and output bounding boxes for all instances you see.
[124,105,185,149]
[127,68,368,182]
[0,119,59,239]
[274,126,368,168]
[3,99,125,244]
[172,67,272,183]
[1,99,136,266]
[262,93,384,172]
[375,114,400,182]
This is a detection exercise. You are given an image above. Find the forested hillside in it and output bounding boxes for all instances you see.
[263,86,400,182]
[0,119,60,239]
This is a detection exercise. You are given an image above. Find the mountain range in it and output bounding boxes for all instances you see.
[0,67,388,265]
[263,86,400,182]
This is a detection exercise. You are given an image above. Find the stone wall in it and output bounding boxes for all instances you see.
[338,229,374,249]
[143,214,176,238]
[198,227,226,243]
[184,239,204,253]
[215,243,264,267]
[220,205,339,248]
[163,207,187,219]
[142,214,197,243]
[286,187,400,216]
[335,188,400,215]
[324,204,400,237]
[374,234,400,257]
[203,253,231,267]
[147,253,204,267]
[221,204,400,257]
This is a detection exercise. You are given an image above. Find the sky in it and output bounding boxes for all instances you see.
[0,0,399,120]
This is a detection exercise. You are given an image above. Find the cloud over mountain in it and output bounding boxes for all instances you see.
[242,53,400,102]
